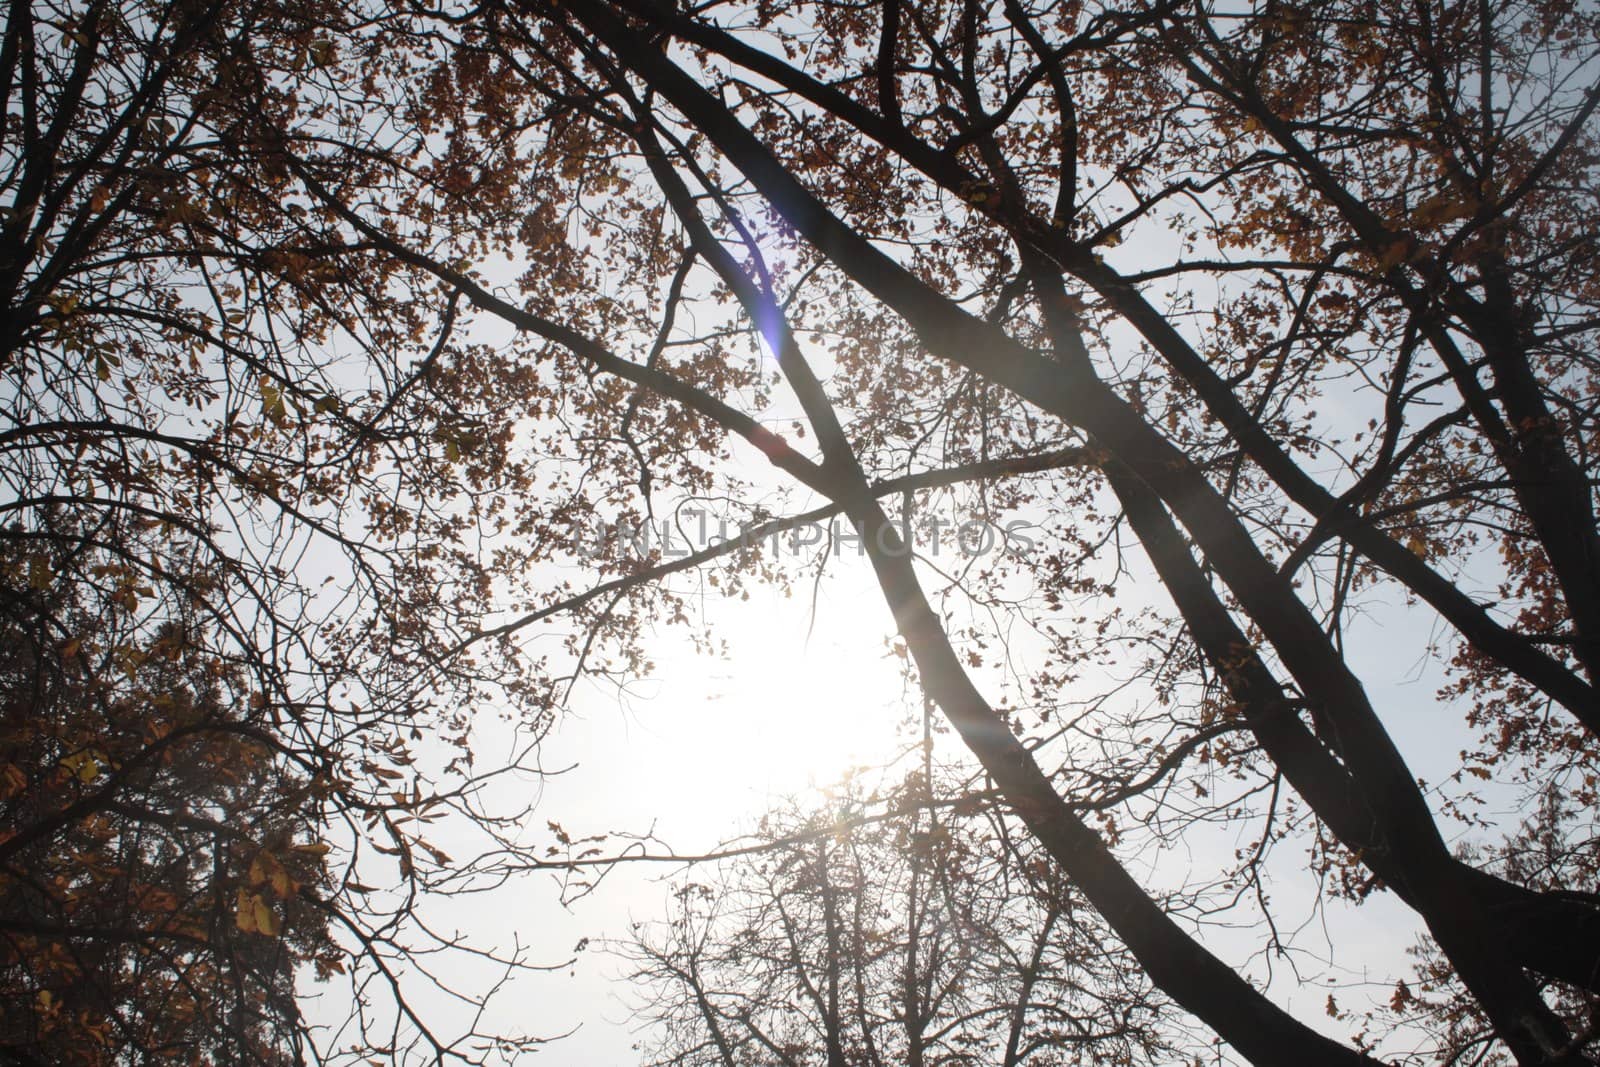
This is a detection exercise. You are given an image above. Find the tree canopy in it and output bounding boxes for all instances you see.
[3,0,1599,1063]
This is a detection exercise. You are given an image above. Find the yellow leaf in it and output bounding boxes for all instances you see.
[60,750,100,783]
[236,890,280,936]
[250,851,300,899]
[254,897,280,936]
[235,889,259,932]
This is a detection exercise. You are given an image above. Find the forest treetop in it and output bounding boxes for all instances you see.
[2,0,1598,1063]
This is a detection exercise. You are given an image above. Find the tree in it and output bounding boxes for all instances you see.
[8,0,1600,1063]
[620,771,1178,1066]
[271,0,1600,1062]
[0,552,336,1065]
[0,0,576,1060]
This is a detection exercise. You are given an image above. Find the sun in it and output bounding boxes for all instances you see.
[707,583,917,793]
[545,567,920,846]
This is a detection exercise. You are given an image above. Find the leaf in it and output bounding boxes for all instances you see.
[236,890,280,936]
[235,889,259,933]
[1412,191,1475,227]
[259,377,287,425]
[254,896,281,936]
[1374,236,1417,273]
[60,750,100,784]
[250,852,299,899]
[0,763,27,799]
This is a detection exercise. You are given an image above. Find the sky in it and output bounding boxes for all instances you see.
[279,289,1528,1063]
[283,38,1544,1060]
[290,516,1502,1065]
[295,558,931,1062]
[499,567,926,1061]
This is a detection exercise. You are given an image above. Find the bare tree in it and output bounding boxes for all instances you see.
[621,772,1176,1067]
